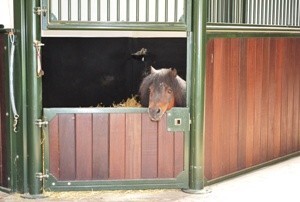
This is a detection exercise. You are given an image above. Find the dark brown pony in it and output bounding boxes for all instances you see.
[139,66,186,121]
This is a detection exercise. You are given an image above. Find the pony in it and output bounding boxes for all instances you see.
[139,66,186,121]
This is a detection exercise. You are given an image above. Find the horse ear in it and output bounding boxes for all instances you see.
[170,68,177,77]
[150,66,158,74]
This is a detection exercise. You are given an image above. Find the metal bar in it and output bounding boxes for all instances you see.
[97,0,101,21]
[117,0,120,21]
[107,0,110,21]
[174,0,178,22]
[146,0,149,22]
[78,0,81,21]
[126,0,130,21]
[68,0,71,21]
[136,0,139,22]
[155,0,158,22]
[25,0,43,196]
[165,0,169,22]
[185,0,207,192]
[58,0,62,20]
[88,0,91,21]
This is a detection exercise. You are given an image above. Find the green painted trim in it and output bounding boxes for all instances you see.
[46,22,187,31]
[206,152,300,186]
[207,23,300,38]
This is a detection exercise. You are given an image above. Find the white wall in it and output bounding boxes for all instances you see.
[0,0,14,28]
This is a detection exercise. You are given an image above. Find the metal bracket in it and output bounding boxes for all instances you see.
[33,40,45,77]
[35,119,48,128]
[167,108,190,132]
[34,7,47,16]
[36,172,49,181]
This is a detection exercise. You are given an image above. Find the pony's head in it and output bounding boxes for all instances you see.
[140,66,182,121]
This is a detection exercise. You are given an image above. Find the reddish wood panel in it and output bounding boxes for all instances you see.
[109,114,126,179]
[49,116,59,179]
[75,114,93,180]
[48,112,185,181]
[205,38,300,181]
[125,114,142,179]
[58,114,76,180]
[174,132,184,177]
[92,114,109,180]
[141,113,158,178]
[158,115,174,178]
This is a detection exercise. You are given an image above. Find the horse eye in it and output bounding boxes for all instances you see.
[167,88,173,94]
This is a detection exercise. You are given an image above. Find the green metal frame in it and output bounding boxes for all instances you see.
[43,107,190,191]
[41,0,192,31]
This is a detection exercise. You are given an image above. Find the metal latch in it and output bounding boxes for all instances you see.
[34,7,47,16]
[35,119,48,128]
[33,40,45,77]
[167,108,190,132]
[36,172,49,181]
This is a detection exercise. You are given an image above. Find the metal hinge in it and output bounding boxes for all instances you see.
[36,172,49,181]
[35,119,48,128]
[34,7,47,16]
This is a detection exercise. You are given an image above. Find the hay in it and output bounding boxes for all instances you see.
[112,95,141,107]
[97,95,141,108]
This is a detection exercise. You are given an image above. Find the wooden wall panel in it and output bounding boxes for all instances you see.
[75,114,93,180]
[205,38,300,181]
[49,116,59,179]
[141,113,158,178]
[58,114,76,180]
[158,115,174,178]
[125,113,142,179]
[92,114,109,179]
[174,132,184,177]
[109,114,126,179]
[48,112,185,181]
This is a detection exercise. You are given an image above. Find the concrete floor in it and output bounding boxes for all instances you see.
[0,155,299,202]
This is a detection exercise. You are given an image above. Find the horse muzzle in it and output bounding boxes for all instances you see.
[148,107,164,121]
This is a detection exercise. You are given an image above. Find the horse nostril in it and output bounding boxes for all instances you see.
[156,108,161,114]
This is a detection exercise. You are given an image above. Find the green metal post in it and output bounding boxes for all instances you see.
[13,0,29,193]
[25,0,43,197]
[185,0,207,192]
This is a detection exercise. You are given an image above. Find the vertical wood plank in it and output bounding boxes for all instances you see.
[221,38,231,176]
[245,38,256,167]
[158,115,174,178]
[109,114,126,179]
[49,115,60,179]
[260,38,270,163]
[174,132,184,177]
[253,38,263,165]
[125,113,142,179]
[75,114,93,180]
[280,38,288,157]
[273,38,283,158]
[204,39,214,180]
[267,38,277,161]
[228,38,240,173]
[211,38,225,178]
[141,113,158,178]
[294,39,300,151]
[286,38,295,154]
[59,114,76,180]
[92,114,109,180]
[238,38,247,170]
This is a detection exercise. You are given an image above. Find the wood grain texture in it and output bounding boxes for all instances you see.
[59,114,76,180]
[49,116,60,179]
[205,38,300,181]
[76,114,93,180]
[109,114,126,179]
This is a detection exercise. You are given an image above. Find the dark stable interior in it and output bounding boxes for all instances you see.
[42,37,187,107]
